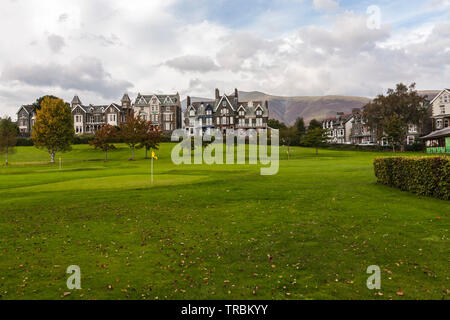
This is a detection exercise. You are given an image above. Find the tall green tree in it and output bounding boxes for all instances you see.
[302,127,329,155]
[0,117,19,165]
[280,126,298,160]
[268,119,287,130]
[120,114,146,161]
[89,124,118,161]
[294,117,306,143]
[363,83,428,152]
[32,97,74,163]
[308,119,322,130]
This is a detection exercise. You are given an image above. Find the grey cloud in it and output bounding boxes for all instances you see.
[1,56,133,99]
[164,55,220,73]
[47,34,66,53]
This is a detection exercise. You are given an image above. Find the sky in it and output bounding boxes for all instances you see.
[0,0,450,118]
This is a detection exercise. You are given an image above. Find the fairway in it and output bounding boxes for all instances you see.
[0,144,448,300]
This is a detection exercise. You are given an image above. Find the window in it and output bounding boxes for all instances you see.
[222,117,227,125]
[206,109,212,115]
[445,119,449,128]
[165,123,171,130]
[206,118,212,126]
[223,101,227,107]
[408,124,417,133]
[256,118,263,127]
[189,110,195,117]
[441,106,446,114]
[239,119,245,126]
[216,117,220,125]
[189,119,194,126]
[436,119,443,129]
[230,117,234,125]
[256,109,262,116]
[239,110,245,116]
[221,108,228,115]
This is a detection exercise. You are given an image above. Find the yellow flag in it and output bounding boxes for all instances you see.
[152,151,158,160]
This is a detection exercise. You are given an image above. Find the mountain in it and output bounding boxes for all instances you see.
[182,90,441,126]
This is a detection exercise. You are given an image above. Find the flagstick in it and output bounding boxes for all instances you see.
[151,155,154,186]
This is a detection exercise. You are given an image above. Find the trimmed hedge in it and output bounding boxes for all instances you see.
[374,156,450,200]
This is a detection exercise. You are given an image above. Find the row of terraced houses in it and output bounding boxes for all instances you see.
[16,88,270,136]
[320,89,450,152]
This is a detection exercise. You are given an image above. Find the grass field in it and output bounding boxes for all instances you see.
[0,144,448,300]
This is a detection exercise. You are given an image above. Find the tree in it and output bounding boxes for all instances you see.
[0,117,19,165]
[33,95,60,112]
[139,122,162,159]
[120,114,146,161]
[89,124,118,161]
[302,127,329,155]
[268,119,287,130]
[308,119,322,130]
[32,97,74,163]
[280,126,298,160]
[363,83,428,152]
[294,117,306,143]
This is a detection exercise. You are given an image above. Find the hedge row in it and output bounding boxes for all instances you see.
[374,156,450,200]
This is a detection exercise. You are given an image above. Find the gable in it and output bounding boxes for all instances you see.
[430,89,450,105]
[215,95,236,112]
[17,106,29,116]
[72,106,86,114]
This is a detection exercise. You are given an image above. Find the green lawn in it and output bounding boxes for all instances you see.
[0,144,448,300]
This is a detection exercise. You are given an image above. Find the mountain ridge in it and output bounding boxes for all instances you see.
[182,90,440,125]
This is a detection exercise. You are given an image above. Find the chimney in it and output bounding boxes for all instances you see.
[265,101,269,109]
[215,88,220,100]
[235,88,239,100]
[187,96,191,107]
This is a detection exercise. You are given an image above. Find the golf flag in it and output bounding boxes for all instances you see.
[150,151,158,185]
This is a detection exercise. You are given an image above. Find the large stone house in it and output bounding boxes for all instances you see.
[133,93,182,133]
[16,105,36,135]
[422,89,450,153]
[70,93,182,135]
[184,89,269,136]
[71,94,132,135]
[322,112,354,144]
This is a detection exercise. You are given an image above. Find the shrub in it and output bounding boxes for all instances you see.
[73,135,95,145]
[16,137,34,146]
[374,156,449,200]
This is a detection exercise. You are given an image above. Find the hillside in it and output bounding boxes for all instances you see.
[182,90,441,126]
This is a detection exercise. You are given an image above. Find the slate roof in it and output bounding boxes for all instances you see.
[421,127,450,139]
[73,103,122,113]
[135,94,180,106]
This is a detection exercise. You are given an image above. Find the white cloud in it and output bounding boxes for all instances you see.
[164,55,220,73]
[313,0,339,12]
[0,0,449,119]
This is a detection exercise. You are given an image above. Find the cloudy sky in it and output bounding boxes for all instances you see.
[1,0,450,118]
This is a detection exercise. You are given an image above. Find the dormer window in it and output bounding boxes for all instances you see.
[206,109,212,115]
[256,109,262,116]
[239,110,245,116]
[223,101,227,107]
[189,110,195,117]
